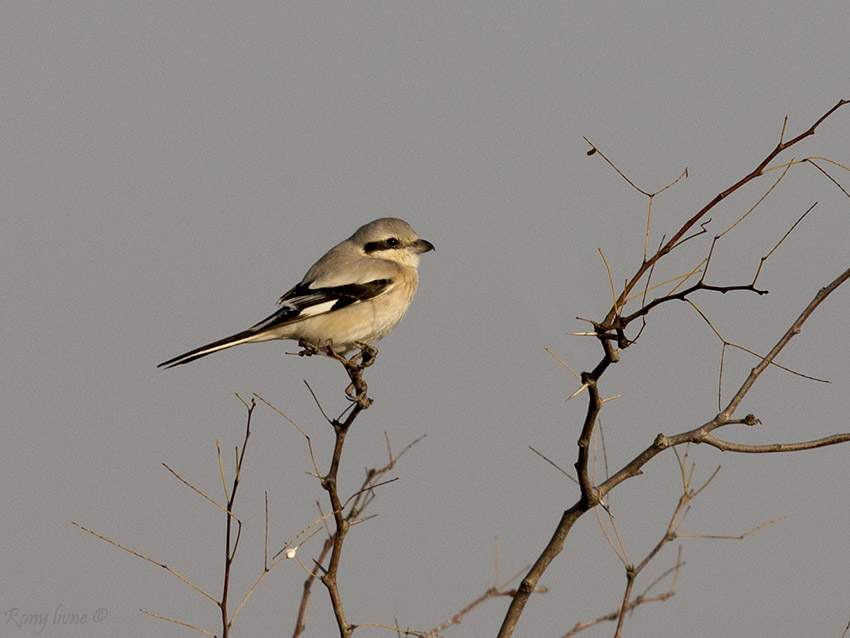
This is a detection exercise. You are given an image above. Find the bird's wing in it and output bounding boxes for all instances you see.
[255,278,393,332]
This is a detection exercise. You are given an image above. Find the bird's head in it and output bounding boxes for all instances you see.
[355,217,435,267]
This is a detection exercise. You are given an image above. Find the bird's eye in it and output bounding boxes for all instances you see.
[386,237,400,247]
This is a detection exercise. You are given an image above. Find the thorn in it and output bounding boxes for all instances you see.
[566,381,590,402]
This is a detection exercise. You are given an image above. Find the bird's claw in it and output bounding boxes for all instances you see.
[295,338,337,357]
[351,342,378,367]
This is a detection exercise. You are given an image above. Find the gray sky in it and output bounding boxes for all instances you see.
[3,3,849,637]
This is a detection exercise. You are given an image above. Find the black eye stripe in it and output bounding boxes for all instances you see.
[364,238,401,253]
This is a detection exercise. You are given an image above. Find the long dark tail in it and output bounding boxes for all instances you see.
[157,328,265,368]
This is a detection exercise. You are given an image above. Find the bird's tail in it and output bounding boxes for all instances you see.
[157,328,269,368]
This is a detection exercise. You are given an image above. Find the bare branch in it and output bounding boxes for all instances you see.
[561,548,682,637]
[429,566,544,635]
[255,393,322,479]
[72,522,217,604]
[699,433,850,454]
[802,157,850,198]
[751,201,818,285]
[677,516,783,540]
[594,264,850,503]
[139,609,217,636]
[718,265,850,422]
[601,99,848,327]
[161,462,238,520]
[528,446,579,484]
[545,347,582,381]
[498,101,850,638]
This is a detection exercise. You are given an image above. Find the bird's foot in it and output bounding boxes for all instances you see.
[351,342,378,368]
[294,339,319,356]
[294,338,338,357]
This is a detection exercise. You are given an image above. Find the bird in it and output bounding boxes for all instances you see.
[158,217,434,368]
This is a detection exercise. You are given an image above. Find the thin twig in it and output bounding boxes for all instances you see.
[72,522,217,603]
[139,609,216,636]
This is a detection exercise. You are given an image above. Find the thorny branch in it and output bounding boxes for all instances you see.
[291,429,427,637]
[73,397,276,638]
[498,100,850,638]
[290,343,429,638]
[306,343,378,638]
[605,99,848,331]
[598,454,778,638]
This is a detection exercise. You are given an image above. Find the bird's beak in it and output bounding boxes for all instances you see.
[412,238,435,254]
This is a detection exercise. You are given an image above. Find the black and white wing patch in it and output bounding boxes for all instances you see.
[250,279,393,331]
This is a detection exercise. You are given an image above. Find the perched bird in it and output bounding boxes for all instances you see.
[158,218,434,368]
